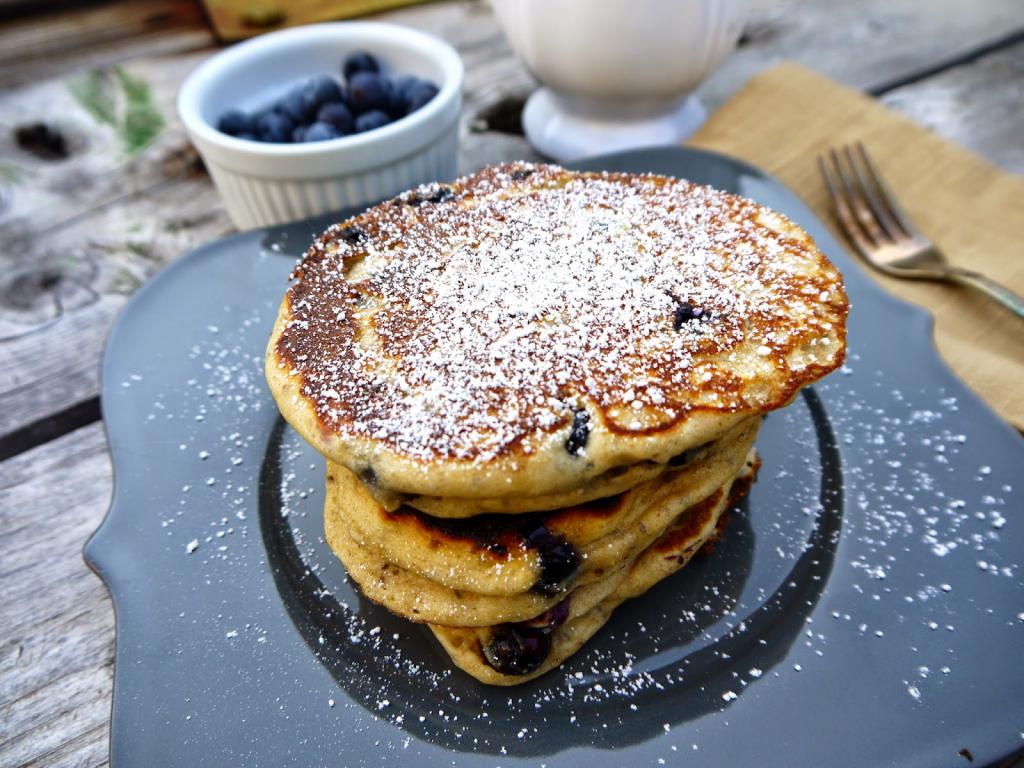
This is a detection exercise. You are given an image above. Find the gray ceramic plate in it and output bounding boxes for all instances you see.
[86,147,1024,767]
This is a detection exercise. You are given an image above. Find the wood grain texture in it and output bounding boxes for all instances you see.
[702,0,1024,106]
[0,0,212,90]
[0,301,115,439]
[0,423,114,768]
[880,41,1024,174]
[689,61,1024,427]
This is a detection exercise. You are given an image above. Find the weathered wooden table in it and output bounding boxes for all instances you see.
[1,1,1021,764]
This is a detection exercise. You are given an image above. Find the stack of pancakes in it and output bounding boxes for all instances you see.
[266,162,848,685]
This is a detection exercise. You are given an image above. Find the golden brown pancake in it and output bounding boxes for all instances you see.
[266,162,848,499]
[429,453,759,685]
[365,452,690,518]
[323,451,756,628]
[267,161,848,686]
[325,418,758,596]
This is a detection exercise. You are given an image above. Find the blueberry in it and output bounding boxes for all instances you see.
[386,74,418,118]
[564,408,589,456]
[354,110,391,133]
[278,84,316,125]
[348,72,391,114]
[425,186,454,203]
[291,125,307,143]
[256,110,294,142]
[404,185,454,206]
[343,51,380,81]
[317,102,354,134]
[546,598,571,628]
[524,526,580,595]
[522,598,572,631]
[235,132,258,142]
[482,598,573,674]
[337,225,366,245]
[304,75,344,108]
[217,109,255,136]
[403,79,439,114]
[483,625,550,675]
[304,122,340,142]
[672,300,707,330]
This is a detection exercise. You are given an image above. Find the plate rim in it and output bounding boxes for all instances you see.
[84,144,1024,767]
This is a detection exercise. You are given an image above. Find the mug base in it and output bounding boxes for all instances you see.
[522,88,707,162]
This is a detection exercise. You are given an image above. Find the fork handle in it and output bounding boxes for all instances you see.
[946,268,1024,320]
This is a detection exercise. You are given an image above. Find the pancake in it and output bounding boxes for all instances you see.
[614,450,760,601]
[323,452,752,626]
[428,453,759,685]
[365,449,692,517]
[266,162,848,500]
[324,485,661,627]
[326,418,759,596]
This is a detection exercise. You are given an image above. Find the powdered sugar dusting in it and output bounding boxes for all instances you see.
[275,163,847,464]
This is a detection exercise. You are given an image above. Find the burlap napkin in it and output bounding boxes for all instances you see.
[688,62,1024,428]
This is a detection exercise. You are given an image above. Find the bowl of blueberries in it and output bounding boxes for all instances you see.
[178,22,463,229]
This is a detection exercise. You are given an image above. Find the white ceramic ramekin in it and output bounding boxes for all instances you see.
[178,23,463,230]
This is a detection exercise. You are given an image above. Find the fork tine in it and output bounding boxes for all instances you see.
[827,147,886,249]
[844,145,902,242]
[818,154,875,260]
[831,147,892,246]
[854,142,922,240]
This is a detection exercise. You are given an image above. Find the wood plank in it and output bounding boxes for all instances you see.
[0,423,114,768]
[0,0,213,90]
[880,40,1024,174]
[0,302,116,439]
[0,168,233,438]
[5,722,108,768]
[700,0,1024,108]
[0,45,235,438]
[0,48,227,248]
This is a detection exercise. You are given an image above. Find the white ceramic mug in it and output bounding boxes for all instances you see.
[490,0,748,160]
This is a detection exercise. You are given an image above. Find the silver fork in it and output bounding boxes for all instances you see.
[818,142,1024,319]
